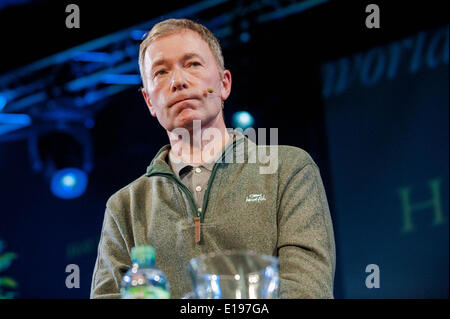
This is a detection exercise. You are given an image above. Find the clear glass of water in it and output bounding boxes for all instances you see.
[185,250,279,299]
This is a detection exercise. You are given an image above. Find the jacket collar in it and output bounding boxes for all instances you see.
[145,130,248,177]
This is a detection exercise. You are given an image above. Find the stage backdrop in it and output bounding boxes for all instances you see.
[321,25,449,298]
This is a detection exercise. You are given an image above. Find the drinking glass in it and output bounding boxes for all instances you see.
[185,250,279,299]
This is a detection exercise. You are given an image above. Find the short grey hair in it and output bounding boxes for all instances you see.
[139,18,225,90]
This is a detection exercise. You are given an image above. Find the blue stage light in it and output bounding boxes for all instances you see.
[50,167,88,199]
[240,32,251,43]
[232,111,254,130]
[62,174,76,187]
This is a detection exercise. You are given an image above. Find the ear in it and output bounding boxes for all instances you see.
[141,88,156,117]
[220,70,232,101]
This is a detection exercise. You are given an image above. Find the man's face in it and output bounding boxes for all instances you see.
[142,29,231,132]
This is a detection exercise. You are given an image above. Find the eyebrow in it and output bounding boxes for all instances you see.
[151,53,205,71]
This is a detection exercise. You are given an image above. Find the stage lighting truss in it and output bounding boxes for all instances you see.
[0,0,329,134]
[0,0,329,186]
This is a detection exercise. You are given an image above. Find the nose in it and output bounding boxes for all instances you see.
[170,68,189,92]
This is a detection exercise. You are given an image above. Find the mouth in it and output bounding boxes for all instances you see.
[168,92,202,109]
[172,98,195,107]
[171,98,198,115]
[168,95,198,108]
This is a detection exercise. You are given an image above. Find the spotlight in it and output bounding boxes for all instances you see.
[28,124,93,199]
[50,167,88,199]
[232,111,254,130]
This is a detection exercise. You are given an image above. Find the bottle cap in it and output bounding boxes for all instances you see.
[131,245,155,267]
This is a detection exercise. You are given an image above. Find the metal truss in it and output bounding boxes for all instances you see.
[0,0,328,170]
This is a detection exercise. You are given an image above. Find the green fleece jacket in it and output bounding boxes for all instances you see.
[90,131,336,299]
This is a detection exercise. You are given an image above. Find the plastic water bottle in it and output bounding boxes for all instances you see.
[120,245,170,299]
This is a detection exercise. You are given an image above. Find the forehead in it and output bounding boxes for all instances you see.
[145,29,213,65]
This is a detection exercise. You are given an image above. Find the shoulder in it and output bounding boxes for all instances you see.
[276,146,319,183]
[106,174,149,213]
[277,145,316,167]
[252,141,318,175]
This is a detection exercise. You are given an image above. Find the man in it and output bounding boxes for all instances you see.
[91,18,336,299]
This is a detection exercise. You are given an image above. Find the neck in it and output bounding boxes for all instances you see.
[167,117,230,166]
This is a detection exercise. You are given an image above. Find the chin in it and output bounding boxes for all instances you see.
[173,118,200,131]
[172,109,220,131]
[174,110,201,123]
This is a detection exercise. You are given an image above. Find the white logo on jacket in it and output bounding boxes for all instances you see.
[245,193,267,203]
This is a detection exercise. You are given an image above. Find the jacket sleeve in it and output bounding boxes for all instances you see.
[90,207,132,299]
[277,162,336,298]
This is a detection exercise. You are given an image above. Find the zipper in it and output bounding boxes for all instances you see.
[147,172,198,217]
[198,137,241,222]
[147,171,204,244]
[147,137,242,244]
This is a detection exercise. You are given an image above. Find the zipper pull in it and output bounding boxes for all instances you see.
[194,217,201,244]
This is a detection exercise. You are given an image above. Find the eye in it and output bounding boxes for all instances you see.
[154,70,167,77]
[188,61,201,67]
